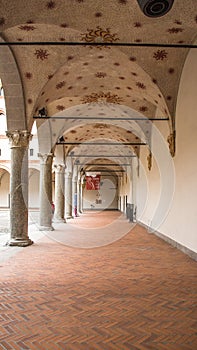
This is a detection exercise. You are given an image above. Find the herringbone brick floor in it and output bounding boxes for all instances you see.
[0,211,196,349]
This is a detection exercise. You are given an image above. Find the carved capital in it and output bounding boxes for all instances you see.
[38,152,54,165]
[147,151,152,171]
[6,130,32,148]
[167,131,176,157]
[54,164,65,173]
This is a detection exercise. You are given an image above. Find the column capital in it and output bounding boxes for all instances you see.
[147,150,152,171]
[6,130,32,148]
[167,130,176,157]
[53,164,65,173]
[38,152,54,164]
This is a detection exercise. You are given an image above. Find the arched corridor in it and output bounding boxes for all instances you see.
[0,1,197,348]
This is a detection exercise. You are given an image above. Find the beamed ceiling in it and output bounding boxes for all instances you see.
[0,0,196,169]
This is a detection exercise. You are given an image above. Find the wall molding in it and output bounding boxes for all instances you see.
[138,221,197,261]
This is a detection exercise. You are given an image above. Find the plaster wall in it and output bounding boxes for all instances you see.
[0,137,11,161]
[29,136,39,161]
[119,171,132,213]
[29,169,40,208]
[136,48,197,253]
[83,175,118,210]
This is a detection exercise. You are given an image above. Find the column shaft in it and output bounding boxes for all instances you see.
[38,153,54,230]
[78,179,83,214]
[6,130,33,246]
[72,178,78,217]
[53,165,66,223]
[65,172,73,218]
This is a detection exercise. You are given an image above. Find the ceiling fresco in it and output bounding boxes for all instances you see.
[0,0,196,166]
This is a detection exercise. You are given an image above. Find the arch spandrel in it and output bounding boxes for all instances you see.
[0,36,26,131]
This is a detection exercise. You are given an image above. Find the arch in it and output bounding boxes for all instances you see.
[0,167,10,208]
[36,102,158,157]
[28,168,40,208]
[0,36,26,131]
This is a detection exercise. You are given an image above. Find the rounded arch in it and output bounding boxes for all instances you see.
[36,102,159,155]
[28,167,40,209]
[0,36,26,131]
[35,45,171,124]
[0,167,10,208]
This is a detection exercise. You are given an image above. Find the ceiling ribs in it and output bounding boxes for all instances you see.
[56,142,146,145]
[34,116,169,121]
[68,155,136,158]
[1,42,196,49]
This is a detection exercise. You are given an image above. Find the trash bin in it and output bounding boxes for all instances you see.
[129,204,134,222]
[126,204,130,219]
[126,203,134,222]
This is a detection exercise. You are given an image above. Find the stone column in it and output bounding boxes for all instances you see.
[53,164,66,223]
[65,171,73,219]
[38,153,54,230]
[6,130,33,246]
[78,178,83,214]
[72,175,78,217]
[78,179,81,214]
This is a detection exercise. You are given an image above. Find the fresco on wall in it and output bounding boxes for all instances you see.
[86,175,100,190]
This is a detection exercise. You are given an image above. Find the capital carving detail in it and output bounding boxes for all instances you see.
[38,153,54,165]
[54,164,65,173]
[147,150,152,171]
[6,130,32,148]
[167,131,176,157]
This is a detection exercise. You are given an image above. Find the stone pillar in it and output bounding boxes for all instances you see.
[38,153,54,230]
[78,178,83,214]
[6,130,33,246]
[72,175,78,217]
[53,164,66,223]
[78,179,81,214]
[65,171,73,219]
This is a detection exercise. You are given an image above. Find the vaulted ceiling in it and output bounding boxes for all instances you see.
[0,0,196,169]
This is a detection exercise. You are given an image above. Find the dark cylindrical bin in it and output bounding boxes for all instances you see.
[126,203,134,222]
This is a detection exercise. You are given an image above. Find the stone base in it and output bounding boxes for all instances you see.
[138,220,197,261]
[52,217,66,223]
[38,225,54,231]
[66,215,74,219]
[7,238,34,247]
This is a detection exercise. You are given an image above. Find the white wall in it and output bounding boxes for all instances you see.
[0,137,11,160]
[119,171,132,213]
[136,48,197,254]
[29,168,40,208]
[29,135,39,160]
[83,175,118,210]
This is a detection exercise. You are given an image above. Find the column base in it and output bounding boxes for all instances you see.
[38,225,54,231]
[66,215,74,219]
[52,217,66,223]
[7,238,34,247]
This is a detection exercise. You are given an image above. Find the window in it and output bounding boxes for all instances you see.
[30,149,34,156]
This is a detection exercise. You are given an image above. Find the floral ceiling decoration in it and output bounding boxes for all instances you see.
[0,0,196,159]
[81,26,120,48]
[81,92,124,104]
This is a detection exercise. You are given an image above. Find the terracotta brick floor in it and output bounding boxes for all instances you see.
[0,211,196,349]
